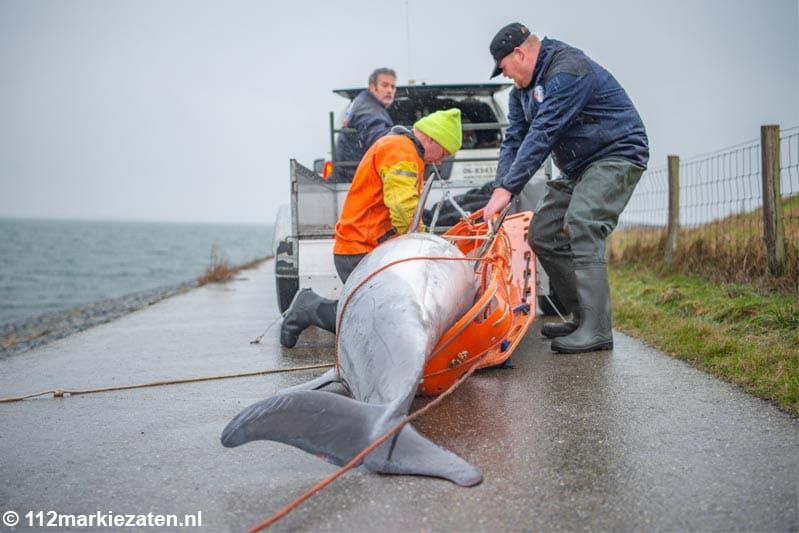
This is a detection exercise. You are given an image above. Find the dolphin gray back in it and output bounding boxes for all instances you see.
[336,233,478,407]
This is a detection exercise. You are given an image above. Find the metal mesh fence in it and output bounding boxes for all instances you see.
[681,140,761,252]
[782,128,799,239]
[613,126,798,291]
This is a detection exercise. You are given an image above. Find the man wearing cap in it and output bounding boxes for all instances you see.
[483,23,649,354]
[280,108,462,348]
[333,67,397,182]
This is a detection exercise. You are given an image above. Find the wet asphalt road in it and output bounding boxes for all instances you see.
[0,259,796,532]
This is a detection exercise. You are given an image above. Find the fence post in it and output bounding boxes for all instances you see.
[761,124,785,276]
[665,155,680,266]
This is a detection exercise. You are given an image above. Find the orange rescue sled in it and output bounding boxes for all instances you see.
[419,210,536,395]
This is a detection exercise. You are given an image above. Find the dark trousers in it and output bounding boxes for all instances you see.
[530,158,644,266]
[333,253,367,284]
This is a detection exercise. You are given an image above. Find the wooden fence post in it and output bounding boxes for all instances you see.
[761,125,785,276]
[665,155,680,266]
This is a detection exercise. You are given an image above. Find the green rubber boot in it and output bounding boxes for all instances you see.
[541,311,580,338]
[551,265,613,353]
[537,255,580,339]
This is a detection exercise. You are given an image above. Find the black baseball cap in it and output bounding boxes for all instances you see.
[489,22,531,78]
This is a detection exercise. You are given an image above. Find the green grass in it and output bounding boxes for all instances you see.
[608,194,798,415]
[609,264,799,416]
[610,194,798,294]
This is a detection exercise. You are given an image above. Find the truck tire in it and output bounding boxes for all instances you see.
[276,276,299,314]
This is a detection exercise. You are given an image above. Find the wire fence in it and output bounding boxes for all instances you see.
[612,125,798,293]
[783,126,799,239]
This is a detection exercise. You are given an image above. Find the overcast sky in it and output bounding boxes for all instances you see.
[1,0,797,224]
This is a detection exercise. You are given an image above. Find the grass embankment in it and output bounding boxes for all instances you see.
[197,246,271,285]
[612,194,798,293]
[609,194,799,416]
[609,265,798,416]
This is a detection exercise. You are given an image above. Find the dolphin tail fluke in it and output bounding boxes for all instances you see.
[221,390,482,486]
[221,390,383,466]
[366,424,483,487]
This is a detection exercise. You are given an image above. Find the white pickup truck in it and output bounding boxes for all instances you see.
[272,83,561,314]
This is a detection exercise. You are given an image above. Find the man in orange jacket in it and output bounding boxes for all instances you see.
[280,108,463,348]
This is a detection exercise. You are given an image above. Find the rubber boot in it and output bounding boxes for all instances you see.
[280,289,338,348]
[541,310,580,338]
[537,255,580,339]
[551,264,613,353]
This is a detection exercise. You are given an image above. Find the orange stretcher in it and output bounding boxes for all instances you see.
[419,210,536,395]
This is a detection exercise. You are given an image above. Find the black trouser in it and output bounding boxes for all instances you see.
[333,253,367,284]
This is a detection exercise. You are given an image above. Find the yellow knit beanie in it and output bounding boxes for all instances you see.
[414,108,462,155]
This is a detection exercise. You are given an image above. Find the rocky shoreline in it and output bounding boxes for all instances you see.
[0,281,197,359]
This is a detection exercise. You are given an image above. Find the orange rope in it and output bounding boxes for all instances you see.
[249,252,500,532]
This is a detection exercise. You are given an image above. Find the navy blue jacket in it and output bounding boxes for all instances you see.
[496,38,649,194]
[334,90,393,181]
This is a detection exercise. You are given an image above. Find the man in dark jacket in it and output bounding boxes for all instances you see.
[483,23,649,354]
[333,67,396,182]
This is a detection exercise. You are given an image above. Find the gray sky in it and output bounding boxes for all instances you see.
[1,0,797,224]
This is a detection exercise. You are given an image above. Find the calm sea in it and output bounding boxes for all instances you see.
[0,218,273,326]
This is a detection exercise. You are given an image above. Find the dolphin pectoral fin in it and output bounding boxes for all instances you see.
[221,390,382,466]
[365,425,483,487]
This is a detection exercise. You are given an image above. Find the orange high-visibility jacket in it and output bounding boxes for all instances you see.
[334,131,425,255]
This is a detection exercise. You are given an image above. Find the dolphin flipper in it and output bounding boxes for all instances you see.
[366,424,483,487]
[221,390,383,466]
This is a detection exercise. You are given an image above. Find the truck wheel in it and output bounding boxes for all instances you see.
[537,290,566,316]
[276,276,299,313]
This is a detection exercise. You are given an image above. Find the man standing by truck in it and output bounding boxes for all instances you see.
[333,67,397,182]
[482,23,649,354]
[281,108,463,348]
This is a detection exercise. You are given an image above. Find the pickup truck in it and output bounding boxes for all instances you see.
[272,83,561,314]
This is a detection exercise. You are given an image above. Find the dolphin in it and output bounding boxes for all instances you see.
[221,232,482,486]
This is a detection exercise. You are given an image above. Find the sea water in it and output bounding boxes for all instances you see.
[0,218,273,326]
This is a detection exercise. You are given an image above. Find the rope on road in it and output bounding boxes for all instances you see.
[0,363,335,403]
[250,317,282,344]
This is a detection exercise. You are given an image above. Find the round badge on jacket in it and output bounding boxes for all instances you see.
[533,85,545,103]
